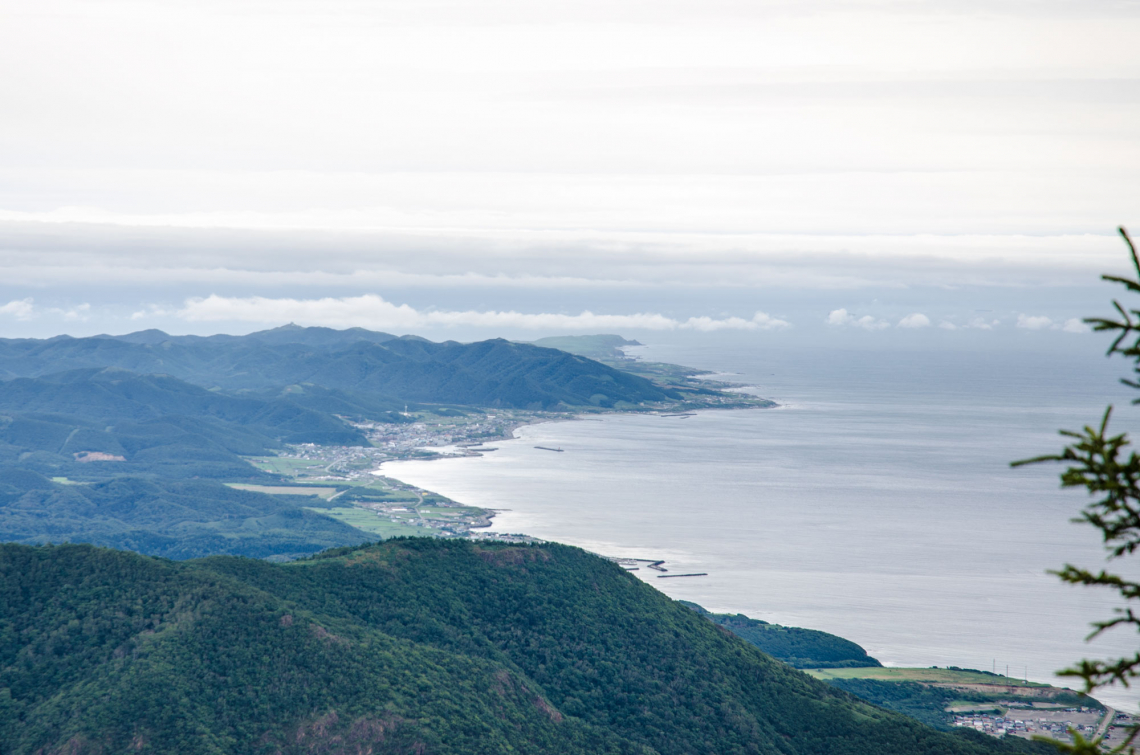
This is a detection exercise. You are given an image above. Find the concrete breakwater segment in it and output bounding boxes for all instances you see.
[605,557,670,572]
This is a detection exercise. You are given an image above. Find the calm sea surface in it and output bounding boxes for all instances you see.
[385,342,1140,710]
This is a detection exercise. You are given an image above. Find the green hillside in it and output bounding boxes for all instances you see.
[0,540,1050,755]
[0,369,381,485]
[0,471,366,559]
[0,329,679,409]
[530,334,642,360]
[681,602,882,669]
[0,368,372,446]
[0,331,692,558]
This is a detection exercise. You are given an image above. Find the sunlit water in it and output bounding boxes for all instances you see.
[384,342,1140,710]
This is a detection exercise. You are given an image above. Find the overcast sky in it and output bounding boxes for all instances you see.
[1,0,1138,346]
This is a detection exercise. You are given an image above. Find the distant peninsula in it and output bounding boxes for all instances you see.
[0,327,772,560]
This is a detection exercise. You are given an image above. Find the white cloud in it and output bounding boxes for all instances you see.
[48,303,91,322]
[966,316,997,330]
[1062,318,1090,334]
[938,321,957,330]
[0,299,94,323]
[175,294,789,332]
[897,313,931,329]
[1016,314,1054,330]
[826,309,890,331]
[826,309,852,326]
[678,312,790,331]
[0,298,35,321]
[131,304,174,320]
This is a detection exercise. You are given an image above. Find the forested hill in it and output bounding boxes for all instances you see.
[0,368,375,481]
[0,326,678,409]
[0,328,681,560]
[0,539,1050,755]
[681,602,883,669]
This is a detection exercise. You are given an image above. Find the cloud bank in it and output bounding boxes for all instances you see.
[175,295,791,332]
[826,309,889,331]
[897,313,931,329]
[1015,314,1090,333]
[0,299,34,321]
[0,298,90,323]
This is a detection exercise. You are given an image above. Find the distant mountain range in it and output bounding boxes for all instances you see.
[0,325,678,409]
[0,326,682,558]
[530,334,642,360]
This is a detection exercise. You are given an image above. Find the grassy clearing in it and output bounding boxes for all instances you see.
[418,507,477,518]
[947,703,1006,713]
[805,667,1045,687]
[309,506,433,539]
[245,457,328,476]
[348,490,421,503]
[227,483,340,498]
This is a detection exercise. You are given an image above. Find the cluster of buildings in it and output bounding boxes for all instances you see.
[952,707,1116,744]
[357,414,514,455]
[283,413,516,479]
[286,442,390,480]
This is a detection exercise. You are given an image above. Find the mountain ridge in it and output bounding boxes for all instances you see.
[0,328,678,409]
[0,539,1049,755]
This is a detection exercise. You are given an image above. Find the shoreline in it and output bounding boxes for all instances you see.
[344,349,778,543]
[373,401,774,541]
[252,344,1140,714]
[251,349,777,545]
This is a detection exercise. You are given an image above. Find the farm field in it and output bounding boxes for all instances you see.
[806,667,1046,687]
[310,506,429,539]
[227,483,339,498]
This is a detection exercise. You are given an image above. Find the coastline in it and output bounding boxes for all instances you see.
[371,404,770,544]
[247,346,775,544]
[361,362,1140,713]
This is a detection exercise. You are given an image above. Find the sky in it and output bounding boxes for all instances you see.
[1,0,1138,348]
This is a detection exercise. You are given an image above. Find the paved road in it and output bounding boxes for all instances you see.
[1095,706,1116,741]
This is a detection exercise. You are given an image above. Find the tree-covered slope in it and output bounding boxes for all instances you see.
[0,540,1050,755]
[0,328,678,409]
[0,471,366,559]
[0,368,370,446]
[530,334,642,360]
[681,601,882,669]
[0,368,394,490]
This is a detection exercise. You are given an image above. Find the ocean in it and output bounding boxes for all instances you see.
[384,339,1140,710]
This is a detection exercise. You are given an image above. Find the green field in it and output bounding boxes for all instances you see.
[244,456,329,476]
[227,483,339,498]
[309,506,433,539]
[417,506,478,518]
[806,667,1046,687]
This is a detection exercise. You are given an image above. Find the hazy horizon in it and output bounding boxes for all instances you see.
[2,0,1138,347]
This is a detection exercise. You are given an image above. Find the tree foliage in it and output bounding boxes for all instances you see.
[0,539,1051,755]
[680,601,882,669]
[1015,227,1140,754]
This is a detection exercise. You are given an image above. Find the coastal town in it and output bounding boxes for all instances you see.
[240,403,738,542]
[953,706,1136,747]
[241,409,552,542]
